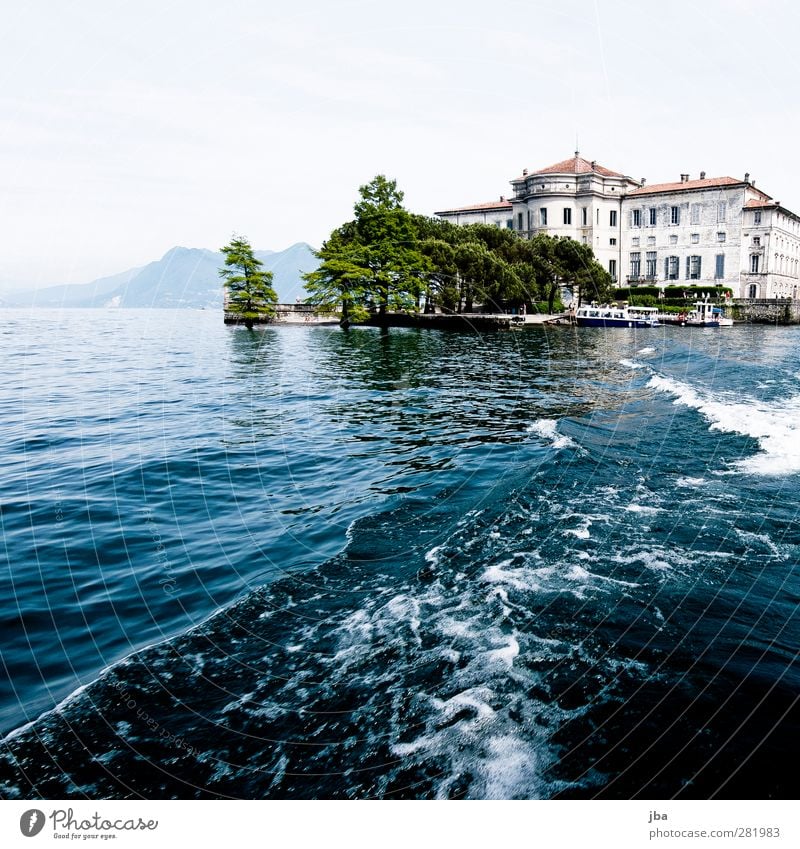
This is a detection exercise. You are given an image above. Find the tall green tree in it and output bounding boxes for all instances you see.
[304,176,430,325]
[303,225,373,325]
[219,235,278,329]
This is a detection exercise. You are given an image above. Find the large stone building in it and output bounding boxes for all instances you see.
[435,153,800,299]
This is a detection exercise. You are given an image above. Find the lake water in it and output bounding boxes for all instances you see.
[0,309,798,798]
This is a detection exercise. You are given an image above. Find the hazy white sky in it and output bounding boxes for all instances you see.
[1,0,798,287]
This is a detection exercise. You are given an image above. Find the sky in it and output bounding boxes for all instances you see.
[1,0,799,288]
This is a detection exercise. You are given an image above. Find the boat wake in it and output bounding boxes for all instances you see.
[648,373,800,475]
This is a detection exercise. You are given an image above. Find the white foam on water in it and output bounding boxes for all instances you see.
[676,476,707,488]
[637,347,657,355]
[482,561,543,593]
[485,635,520,668]
[563,518,592,539]
[526,418,577,450]
[649,373,800,475]
[432,687,497,724]
[625,503,663,515]
[620,359,646,370]
[425,544,443,566]
[735,528,786,559]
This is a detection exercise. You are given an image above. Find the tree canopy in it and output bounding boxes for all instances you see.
[304,176,613,323]
[220,235,278,329]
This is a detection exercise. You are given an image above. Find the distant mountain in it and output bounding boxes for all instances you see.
[3,243,318,309]
[7,266,144,308]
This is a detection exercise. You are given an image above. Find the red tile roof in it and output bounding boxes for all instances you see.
[744,198,777,208]
[435,199,513,215]
[512,154,626,181]
[628,176,743,195]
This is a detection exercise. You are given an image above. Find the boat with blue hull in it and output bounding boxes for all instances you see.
[575,304,661,328]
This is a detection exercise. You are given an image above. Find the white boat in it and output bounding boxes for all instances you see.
[574,304,660,328]
[680,302,733,327]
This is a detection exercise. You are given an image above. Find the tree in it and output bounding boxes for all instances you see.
[303,224,374,326]
[304,176,430,326]
[219,235,278,329]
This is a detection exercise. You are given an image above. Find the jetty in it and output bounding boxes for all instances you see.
[224,304,339,326]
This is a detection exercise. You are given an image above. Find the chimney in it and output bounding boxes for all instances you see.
[744,172,750,183]
[522,168,528,176]
[641,178,646,186]
[500,195,505,201]
[700,171,706,179]
[680,173,689,183]
[591,160,596,169]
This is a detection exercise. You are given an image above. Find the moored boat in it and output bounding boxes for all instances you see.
[574,304,660,328]
[679,301,733,327]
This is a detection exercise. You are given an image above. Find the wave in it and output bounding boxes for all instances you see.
[526,418,577,450]
[648,373,800,475]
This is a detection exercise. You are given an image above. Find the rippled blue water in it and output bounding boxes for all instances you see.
[0,309,798,798]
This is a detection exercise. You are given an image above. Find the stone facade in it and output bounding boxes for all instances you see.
[435,154,800,299]
[432,198,513,228]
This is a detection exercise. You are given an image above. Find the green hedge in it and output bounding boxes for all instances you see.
[663,285,733,299]
[613,286,661,299]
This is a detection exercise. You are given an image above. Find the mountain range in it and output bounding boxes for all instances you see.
[3,243,318,308]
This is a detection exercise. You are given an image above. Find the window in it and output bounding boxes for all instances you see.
[649,207,657,226]
[751,254,760,273]
[609,259,617,281]
[610,210,618,227]
[666,256,680,280]
[690,204,701,225]
[630,252,641,278]
[581,207,588,226]
[647,236,656,246]
[564,207,572,225]
[687,255,702,279]
[717,202,726,222]
[717,232,726,242]
[610,238,617,245]
[715,254,725,279]
[753,236,761,246]
[691,233,699,244]
[671,206,680,225]
[754,211,762,225]
[670,234,678,245]
[748,283,758,298]
[518,212,523,230]
[506,219,513,229]
[632,237,640,247]
[645,251,657,279]
[632,209,641,227]
[540,208,547,226]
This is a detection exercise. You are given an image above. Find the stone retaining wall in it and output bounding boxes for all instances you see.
[729,299,800,324]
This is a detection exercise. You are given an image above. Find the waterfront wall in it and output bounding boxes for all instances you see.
[729,298,800,324]
[223,304,337,325]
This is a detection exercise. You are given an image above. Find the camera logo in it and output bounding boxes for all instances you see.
[19,810,46,837]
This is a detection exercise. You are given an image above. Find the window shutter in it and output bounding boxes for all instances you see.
[686,257,691,279]
[664,258,669,279]
[697,256,702,278]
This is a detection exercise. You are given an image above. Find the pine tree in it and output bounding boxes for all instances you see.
[220,235,278,329]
